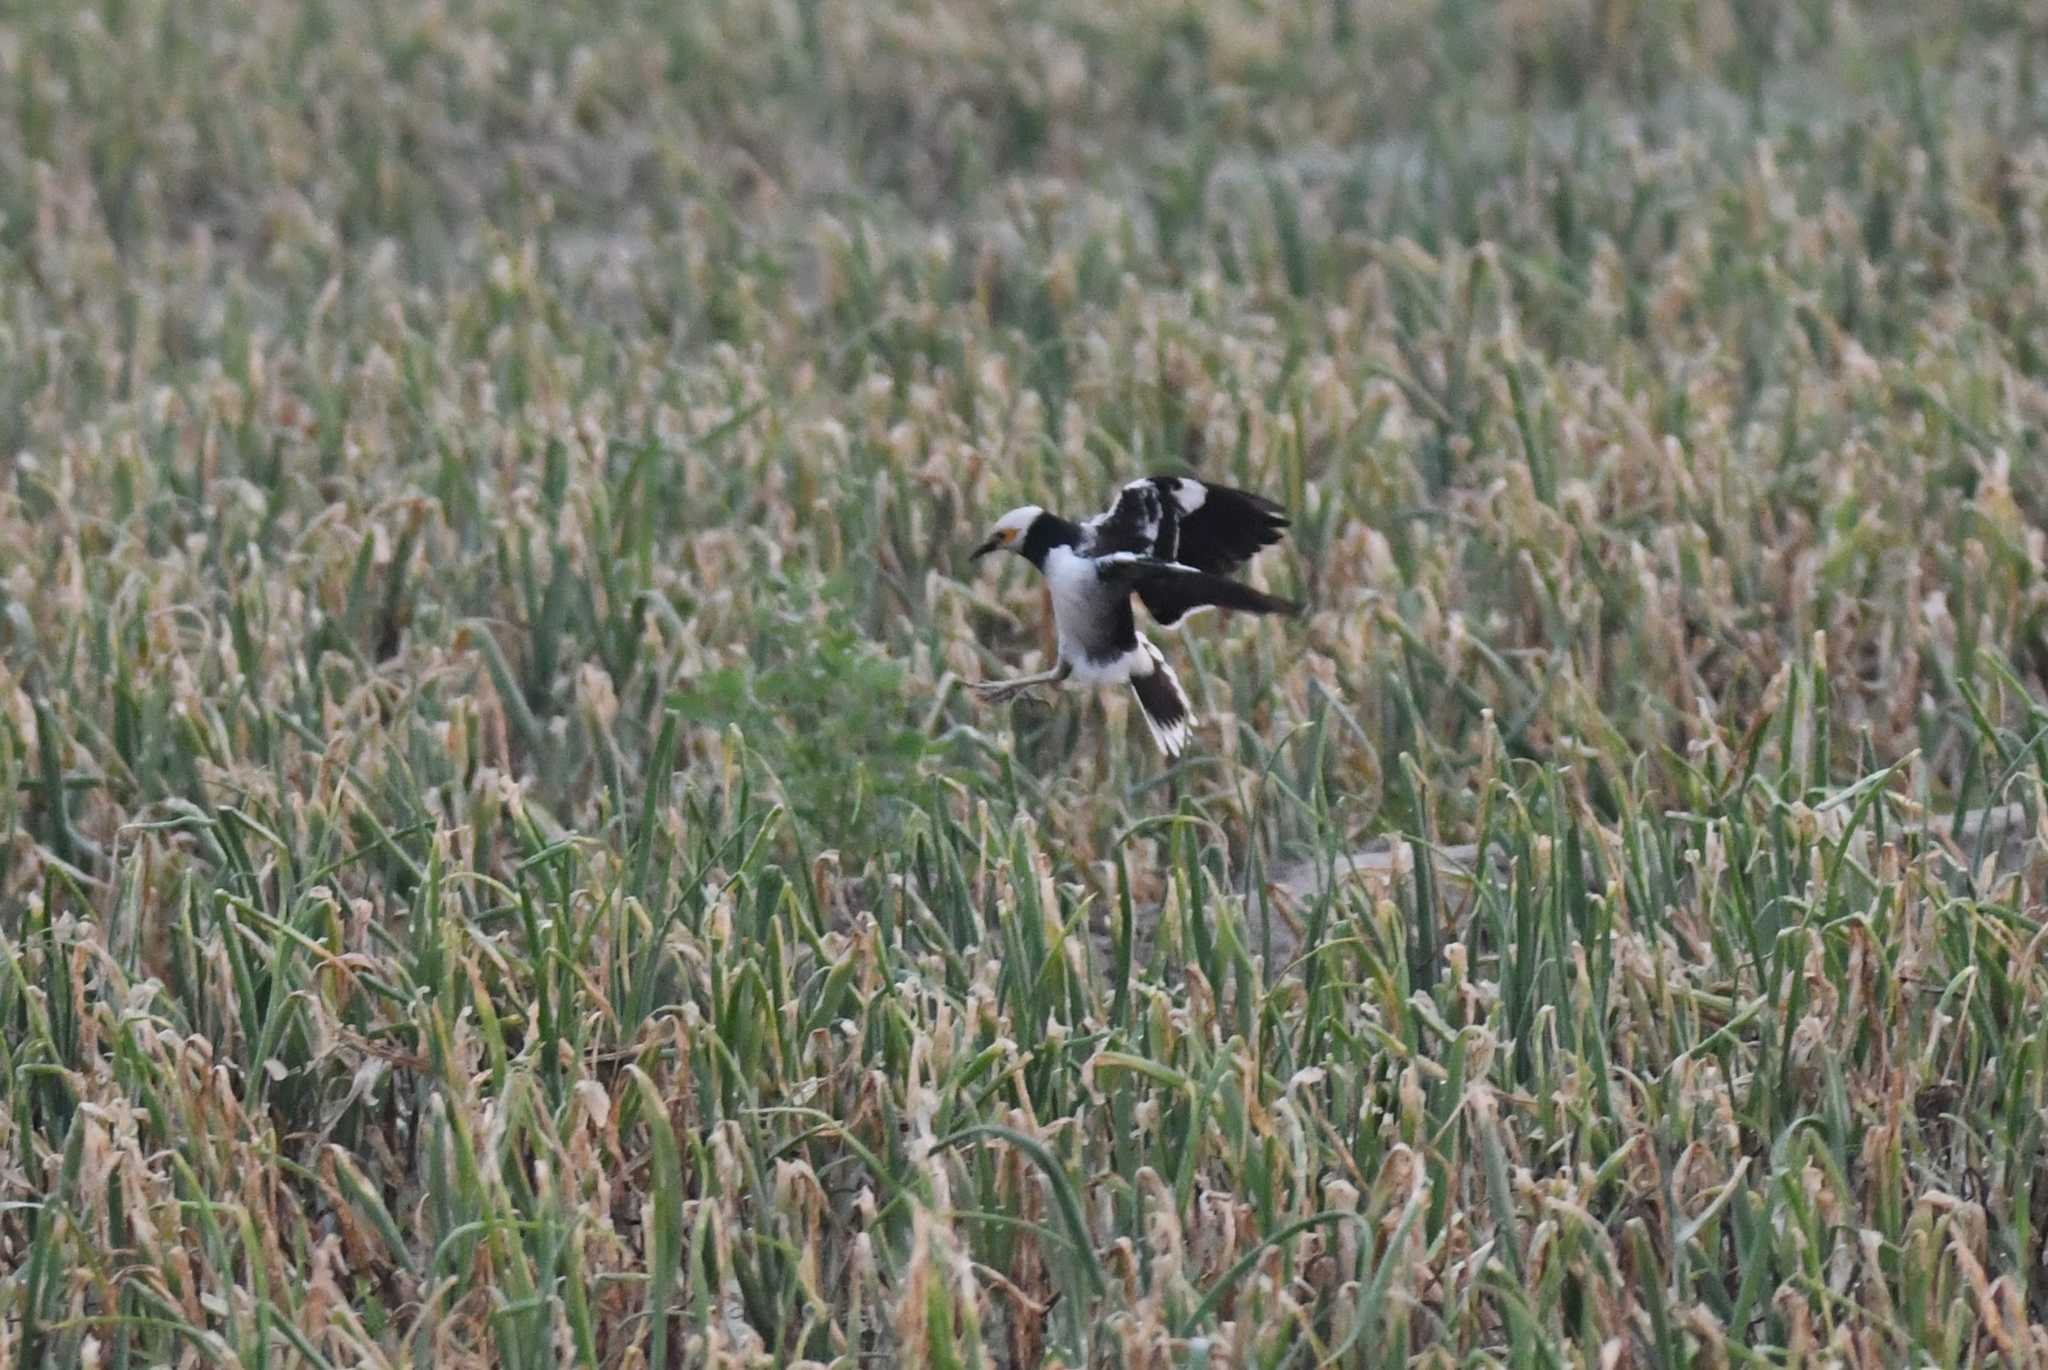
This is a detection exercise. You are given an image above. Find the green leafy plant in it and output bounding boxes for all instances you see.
[672,572,934,852]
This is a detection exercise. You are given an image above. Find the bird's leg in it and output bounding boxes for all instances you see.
[969,660,1070,704]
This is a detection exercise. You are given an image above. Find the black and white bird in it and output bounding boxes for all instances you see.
[968,475,1300,757]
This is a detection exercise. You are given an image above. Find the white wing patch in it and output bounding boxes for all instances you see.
[1172,478,1208,513]
[1092,550,1202,576]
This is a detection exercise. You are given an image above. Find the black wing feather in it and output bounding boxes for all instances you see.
[1097,555,1300,626]
[1170,481,1290,575]
[1084,475,1290,574]
[1084,480,1167,557]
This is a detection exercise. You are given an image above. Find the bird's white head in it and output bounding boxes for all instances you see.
[970,505,1044,561]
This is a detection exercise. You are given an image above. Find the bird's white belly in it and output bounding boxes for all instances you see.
[1043,547,1143,684]
[1066,653,1139,685]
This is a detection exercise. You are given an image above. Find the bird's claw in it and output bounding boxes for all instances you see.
[968,680,1039,705]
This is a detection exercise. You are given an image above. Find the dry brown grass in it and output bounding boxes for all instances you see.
[2,0,2048,1364]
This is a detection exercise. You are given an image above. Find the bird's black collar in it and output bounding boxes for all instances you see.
[1019,514,1081,569]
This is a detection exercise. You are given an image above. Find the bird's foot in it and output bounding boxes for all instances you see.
[968,679,1044,705]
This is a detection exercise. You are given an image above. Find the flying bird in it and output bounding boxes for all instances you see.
[968,475,1300,757]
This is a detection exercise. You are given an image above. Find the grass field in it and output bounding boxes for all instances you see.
[3,0,2048,1364]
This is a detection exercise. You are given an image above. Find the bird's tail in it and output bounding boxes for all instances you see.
[1130,645,1193,758]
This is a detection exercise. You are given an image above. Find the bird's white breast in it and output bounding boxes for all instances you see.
[1043,546,1142,684]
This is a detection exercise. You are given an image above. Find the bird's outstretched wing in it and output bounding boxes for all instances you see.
[1095,553,1301,627]
[1081,479,1170,557]
[1083,475,1290,574]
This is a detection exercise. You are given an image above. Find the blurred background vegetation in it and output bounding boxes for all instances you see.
[2,0,2048,1364]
